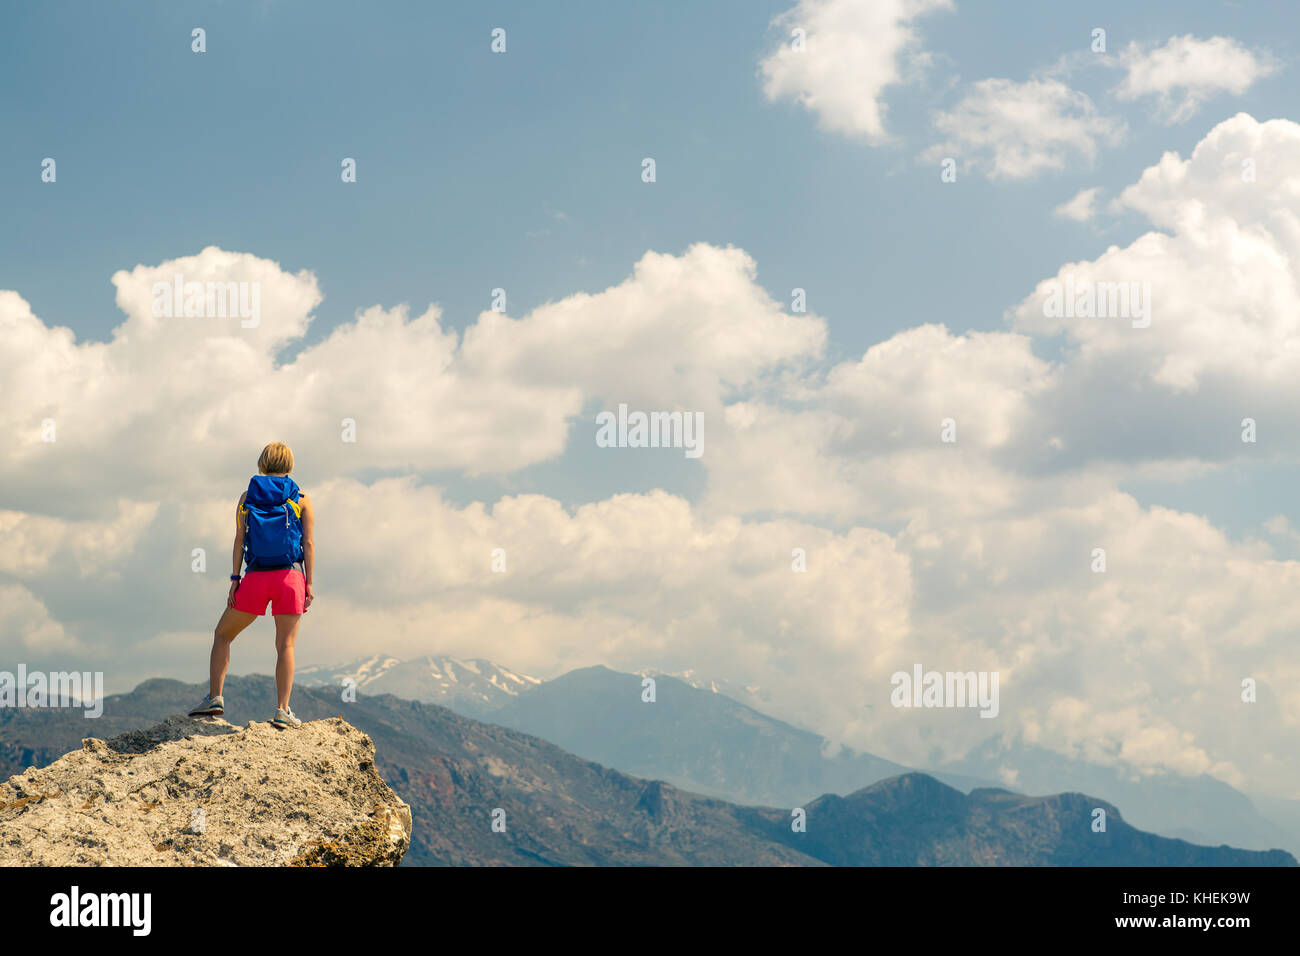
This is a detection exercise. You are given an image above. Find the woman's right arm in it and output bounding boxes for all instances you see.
[228,493,246,607]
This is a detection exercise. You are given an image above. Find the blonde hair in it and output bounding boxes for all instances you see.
[257,442,295,475]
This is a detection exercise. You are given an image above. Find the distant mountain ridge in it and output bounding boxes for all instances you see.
[1,674,1293,867]
[755,774,1287,866]
[635,666,773,709]
[297,653,539,716]
[937,736,1300,858]
[489,664,993,803]
[289,653,1300,858]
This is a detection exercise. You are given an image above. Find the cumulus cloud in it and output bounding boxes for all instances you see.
[927,77,1125,179]
[5,115,1300,793]
[697,114,1300,787]
[0,243,825,513]
[1114,35,1277,123]
[759,0,952,143]
[708,115,1300,513]
[1014,114,1300,413]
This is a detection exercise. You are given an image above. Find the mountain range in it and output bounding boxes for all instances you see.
[1,673,1293,866]
[294,653,1300,858]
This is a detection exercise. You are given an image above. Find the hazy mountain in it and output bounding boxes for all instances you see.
[297,653,540,717]
[482,663,1300,858]
[638,667,775,710]
[937,737,1300,859]
[5,675,1290,866]
[490,665,996,804]
[289,655,1300,858]
[1252,794,1300,850]
[752,773,1291,866]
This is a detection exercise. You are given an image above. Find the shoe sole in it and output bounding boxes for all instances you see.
[189,709,224,717]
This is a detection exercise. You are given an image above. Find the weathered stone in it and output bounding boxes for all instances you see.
[0,714,411,866]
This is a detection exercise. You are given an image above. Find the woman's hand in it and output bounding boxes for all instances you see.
[304,583,314,612]
[227,581,239,609]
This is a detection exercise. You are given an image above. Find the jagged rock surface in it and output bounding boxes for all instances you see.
[0,714,411,866]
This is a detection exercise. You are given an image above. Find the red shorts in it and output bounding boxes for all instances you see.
[233,569,306,616]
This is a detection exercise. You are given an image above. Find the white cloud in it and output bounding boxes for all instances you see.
[1015,114,1300,398]
[1054,186,1100,222]
[6,114,1300,794]
[695,115,1300,787]
[0,243,825,511]
[712,115,1300,519]
[1264,514,1300,544]
[759,0,952,143]
[927,77,1125,179]
[1115,35,1277,124]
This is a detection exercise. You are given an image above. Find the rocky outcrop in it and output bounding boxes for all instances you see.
[0,714,411,866]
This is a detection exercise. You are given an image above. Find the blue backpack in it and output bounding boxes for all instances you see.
[241,475,304,571]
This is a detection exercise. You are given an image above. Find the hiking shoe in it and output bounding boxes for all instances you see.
[270,707,301,730]
[188,694,224,717]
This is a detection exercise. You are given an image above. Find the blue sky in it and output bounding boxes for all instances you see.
[3,1,1300,796]
[3,0,1298,525]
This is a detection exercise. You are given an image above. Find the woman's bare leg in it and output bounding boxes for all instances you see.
[273,613,303,711]
[210,607,258,697]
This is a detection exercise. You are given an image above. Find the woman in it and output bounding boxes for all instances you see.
[188,441,315,729]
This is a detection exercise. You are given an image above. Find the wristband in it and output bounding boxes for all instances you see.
[230,574,241,582]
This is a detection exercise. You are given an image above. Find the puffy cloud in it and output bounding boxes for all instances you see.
[1004,115,1300,471]
[701,324,1057,524]
[927,77,1125,180]
[705,117,1300,512]
[0,243,825,511]
[759,0,952,143]
[459,243,826,415]
[688,115,1300,787]
[1115,35,1277,124]
[1113,113,1300,241]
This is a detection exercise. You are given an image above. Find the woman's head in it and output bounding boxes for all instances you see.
[257,442,295,476]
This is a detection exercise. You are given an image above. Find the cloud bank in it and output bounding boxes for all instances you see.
[3,114,1298,794]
